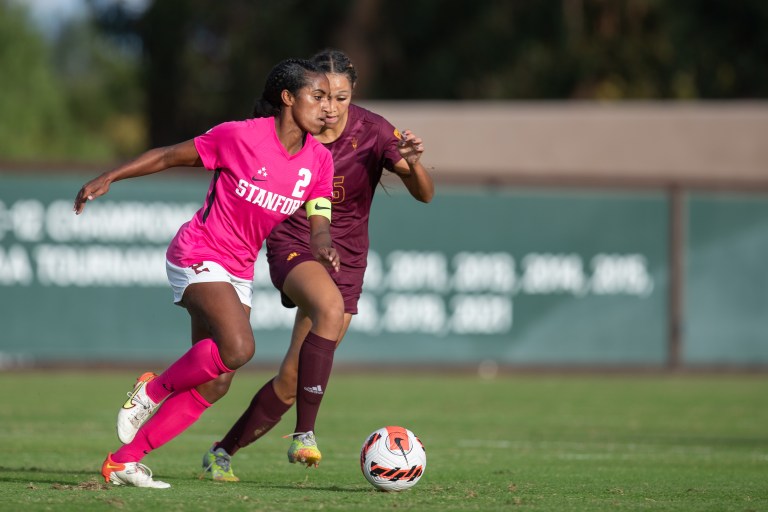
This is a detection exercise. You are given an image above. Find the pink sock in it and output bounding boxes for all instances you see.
[146,338,232,403]
[295,332,336,434]
[112,388,211,463]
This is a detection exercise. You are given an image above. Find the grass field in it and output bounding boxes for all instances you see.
[0,370,766,511]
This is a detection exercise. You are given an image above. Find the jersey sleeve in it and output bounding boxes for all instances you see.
[306,147,335,202]
[193,121,240,171]
[378,117,404,172]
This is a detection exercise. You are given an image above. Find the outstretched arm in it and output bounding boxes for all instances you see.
[391,129,434,203]
[73,139,202,214]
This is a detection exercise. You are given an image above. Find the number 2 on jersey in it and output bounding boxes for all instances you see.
[292,168,312,198]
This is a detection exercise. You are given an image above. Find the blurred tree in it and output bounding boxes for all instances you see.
[135,0,351,145]
[0,1,107,161]
[126,0,768,146]
[0,0,144,161]
[3,0,767,159]
[53,16,146,157]
[664,0,768,98]
[361,0,768,100]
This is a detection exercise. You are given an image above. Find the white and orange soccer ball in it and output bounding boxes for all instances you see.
[360,426,426,491]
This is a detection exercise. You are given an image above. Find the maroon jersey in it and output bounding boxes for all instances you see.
[266,104,403,271]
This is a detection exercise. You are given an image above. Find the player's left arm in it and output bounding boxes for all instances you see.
[307,197,340,273]
[390,129,434,203]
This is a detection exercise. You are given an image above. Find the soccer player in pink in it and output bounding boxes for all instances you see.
[199,49,435,481]
[73,59,345,489]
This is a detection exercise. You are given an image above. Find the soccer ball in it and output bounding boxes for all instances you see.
[360,426,426,491]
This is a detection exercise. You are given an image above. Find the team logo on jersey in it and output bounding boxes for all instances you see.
[252,166,268,181]
[351,137,358,150]
[190,262,210,274]
[286,252,300,261]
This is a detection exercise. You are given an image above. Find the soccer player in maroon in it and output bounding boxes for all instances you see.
[200,49,435,480]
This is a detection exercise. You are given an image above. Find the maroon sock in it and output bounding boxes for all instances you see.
[218,378,292,456]
[294,332,336,434]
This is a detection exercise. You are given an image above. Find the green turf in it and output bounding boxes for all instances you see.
[0,371,766,511]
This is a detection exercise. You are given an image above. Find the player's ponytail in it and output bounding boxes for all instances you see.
[251,58,322,118]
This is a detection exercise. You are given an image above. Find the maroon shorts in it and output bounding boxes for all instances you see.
[268,250,364,314]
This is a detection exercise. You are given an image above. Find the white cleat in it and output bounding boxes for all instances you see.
[117,372,160,444]
[102,453,170,489]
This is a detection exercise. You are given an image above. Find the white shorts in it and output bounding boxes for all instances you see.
[166,260,253,307]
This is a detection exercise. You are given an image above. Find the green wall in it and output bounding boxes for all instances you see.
[685,193,768,365]
[0,173,765,367]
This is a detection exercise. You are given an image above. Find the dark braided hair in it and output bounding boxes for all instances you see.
[252,58,322,118]
[311,48,357,88]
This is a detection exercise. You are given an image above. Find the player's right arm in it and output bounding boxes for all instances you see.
[74,139,202,214]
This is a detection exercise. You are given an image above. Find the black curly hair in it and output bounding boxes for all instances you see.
[252,59,323,118]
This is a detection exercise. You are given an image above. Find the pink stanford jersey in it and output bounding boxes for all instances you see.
[166,117,334,280]
[267,104,402,271]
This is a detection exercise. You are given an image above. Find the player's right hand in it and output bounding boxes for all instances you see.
[73,174,112,215]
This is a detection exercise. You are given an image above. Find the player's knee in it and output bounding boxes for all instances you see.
[201,375,232,402]
[313,294,344,334]
[219,337,255,370]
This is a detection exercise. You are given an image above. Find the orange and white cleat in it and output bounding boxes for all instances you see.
[101,453,170,489]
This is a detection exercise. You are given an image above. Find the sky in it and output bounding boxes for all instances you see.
[13,0,149,33]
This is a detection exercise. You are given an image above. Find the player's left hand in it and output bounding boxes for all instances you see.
[397,129,424,166]
[315,246,340,273]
